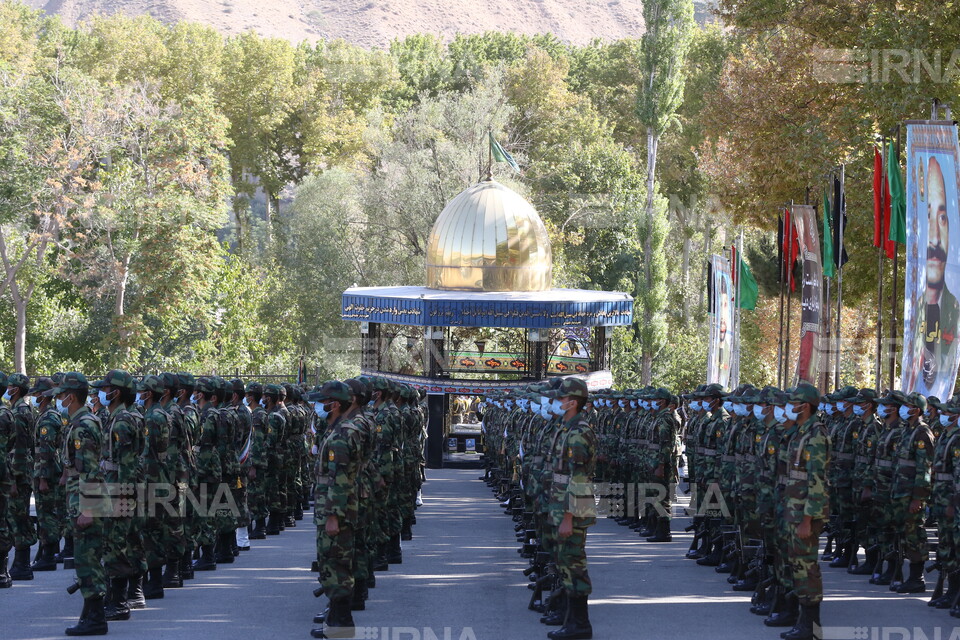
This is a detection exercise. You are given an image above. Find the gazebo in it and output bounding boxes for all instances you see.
[341,178,633,467]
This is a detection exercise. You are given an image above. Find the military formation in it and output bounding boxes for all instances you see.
[480,374,960,640]
[0,370,426,639]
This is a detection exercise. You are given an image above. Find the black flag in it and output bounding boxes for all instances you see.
[833,176,849,269]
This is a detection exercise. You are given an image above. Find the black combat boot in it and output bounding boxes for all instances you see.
[387,534,403,564]
[9,546,33,580]
[646,518,673,543]
[162,558,182,588]
[351,579,367,611]
[180,550,195,580]
[401,518,413,541]
[126,573,146,609]
[215,533,235,564]
[143,566,164,600]
[540,590,567,625]
[317,595,355,639]
[265,512,281,536]
[193,544,217,571]
[750,580,777,615]
[56,536,73,564]
[31,542,59,571]
[249,519,267,540]
[764,588,799,627]
[850,546,878,575]
[65,595,108,636]
[104,577,131,621]
[0,550,12,588]
[547,595,592,640]
[934,572,960,608]
[896,561,926,593]
[781,601,820,640]
[697,538,722,567]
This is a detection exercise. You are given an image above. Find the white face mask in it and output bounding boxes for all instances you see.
[551,399,564,416]
[98,390,111,407]
[259,398,267,408]
[899,405,912,421]
[1,391,10,403]
[243,397,250,407]
[86,396,95,408]
[539,405,550,419]
[940,414,953,427]
[190,394,199,405]
[135,393,147,407]
[56,398,69,415]
[853,405,866,417]
[774,406,787,424]
[753,405,765,420]
[785,404,800,421]
[877,404,890,418]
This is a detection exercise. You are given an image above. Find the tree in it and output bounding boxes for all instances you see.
[636,0,695,383]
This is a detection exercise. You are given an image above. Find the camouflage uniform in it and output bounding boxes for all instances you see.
[30,377,67,569]
[2,374,38,570]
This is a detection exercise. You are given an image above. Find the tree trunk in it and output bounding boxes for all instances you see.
[641,127,659,385]
[13,290,26,373]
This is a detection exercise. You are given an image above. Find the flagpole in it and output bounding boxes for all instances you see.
[835,164,845,388]
[823,188,833,392]
[486,129,493,181]
[876,140,886,391]
[777,212,786,388]
[785,201,794,387]
[889,127,901,389]
[735,229,744,388]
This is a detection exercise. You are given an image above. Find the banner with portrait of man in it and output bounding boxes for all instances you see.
[791,205,823,388]
[901,122,960,399]
[707,254,733,389]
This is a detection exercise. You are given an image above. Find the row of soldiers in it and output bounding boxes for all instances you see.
[0,369,426,638]
[306,376,426,639]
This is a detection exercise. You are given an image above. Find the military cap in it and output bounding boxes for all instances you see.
[28,376,55,396]
[288,385,301,402]
[177,373,196,389]
[650,388,671,401]
[852,388,879,404]
[231,378,245,394]
[928,396,945,410]
[698,383,727,399]
[245,381,263,395]
[51,372,65,384]
[91,369,135,391]
[263,383,283,397]
[195,376,217,395]
[904,391,927,411]
[786,382,820,407]
[755,387,780,404]
[345,378,368,399]
[161,372,180,391]
[306,380,352,403]
[770,390,791,406]
[7,373,29,390]
[51,372,88,395]
[137,375,166,394]
[878,390,906,406]
[550,377,588,400]
[833,386,859,401]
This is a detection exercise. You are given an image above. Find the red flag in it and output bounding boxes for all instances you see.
[781,208,799,291]
[872,146,895,259]
[730,245,738,289]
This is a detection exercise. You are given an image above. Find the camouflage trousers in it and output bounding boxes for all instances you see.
[103,515,145,578]
[892,497,928,563]
[0,493,12,552]
[318,522,355,600]
[938,509,958,573]
[213,477,239,534]
[8,479,37,548]
[554,525,591,596]
[164,481,188,560]
[33,482,65,545]
[74,517,106,599]
[247,470,268,520]
[354,495,372,582]
[787,518,824,604]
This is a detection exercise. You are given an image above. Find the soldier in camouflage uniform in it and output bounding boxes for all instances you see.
[2,373,36,580]
[192,377,223,571]
[0,372,12,588]
[245,382,269,540]
[91,369,145,620]
[263,384,288,537]
[137,375,172,600]
[928,397,960,609]
[309,381,363,640]
[56,372,109,636]
[158,372,190,589]
[231,379,253,551]
[825,386,860,569]
[29,377,66,572]
[848,388,881,578]
[176,373,200,580]
[646,388,679,543]
[865,391,907,586]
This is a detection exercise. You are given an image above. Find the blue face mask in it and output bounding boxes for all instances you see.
[940,414,952,427]
[135,394,146,407]
[898,405,911,422]
[852,405,866,417]
[98,390,111,407]
[877,404,891,418]
[56,398,69,416]
[774,406,787,424]
[314,402,329,419]
[1,391,10,403]
[242,397,250,407]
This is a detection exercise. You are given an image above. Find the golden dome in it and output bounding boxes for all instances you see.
[426,180,552,291]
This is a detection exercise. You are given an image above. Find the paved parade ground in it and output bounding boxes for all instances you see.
[0,469,954,640]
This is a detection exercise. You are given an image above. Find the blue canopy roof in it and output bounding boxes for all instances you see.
[342,286,633,329]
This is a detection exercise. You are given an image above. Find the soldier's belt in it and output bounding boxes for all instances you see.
[836,453,854,461]
[877,460,894,468]
[703,448,717,455]
[721,455,736,463]
[553,473,570,484]
[855,456,868,464]
[638,440,649,446]
[532,456,544,464]
[35,447,45,455]
[696,447,706,454]
[649,444,661,451]
[936,473,953,482]
[64,468,79,478]
[897,459,916,468]
[789,470,808,480]
[315,476,333,486]
[100,461,118,471]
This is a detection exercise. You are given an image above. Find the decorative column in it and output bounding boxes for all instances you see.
[424,326,446,468]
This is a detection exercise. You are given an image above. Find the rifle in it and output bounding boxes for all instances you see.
[927,555,944,603]
[67,580,81,595]
[821,514,838,561]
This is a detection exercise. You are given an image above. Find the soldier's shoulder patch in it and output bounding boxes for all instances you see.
[804,450,811,461]
[917,440,925,449]
[40,426,47,436]
[755,434,762,443]
[767,445,775,455]
[954,449,959,457]
[328,450,335,462]
[852,431,859,439]
[144,428,149,436]
[715,430,721,437]
[114,432,119,441]
[74,439,81,449]
[567,447,573,458]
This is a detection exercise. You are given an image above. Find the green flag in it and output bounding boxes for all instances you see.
[822,188,835,278]
[490,132,520,173]
[738,256,759,310]
[888,141,906,244]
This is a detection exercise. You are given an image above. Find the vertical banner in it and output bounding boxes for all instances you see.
[792,205,824,388]
[707,254,733,389]
[901,122,960,399]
